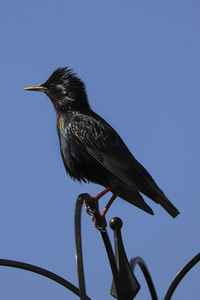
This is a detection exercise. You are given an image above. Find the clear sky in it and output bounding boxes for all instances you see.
[0,1,199,299]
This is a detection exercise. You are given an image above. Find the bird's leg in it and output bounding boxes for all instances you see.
[84,186,113,215]
[83,194,106,231]
[84,187,115,231]
[91,194,117,232]
[93,186,113,201]
[100,194,117,217]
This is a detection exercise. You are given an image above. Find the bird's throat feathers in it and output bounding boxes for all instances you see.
[57,114,66,135]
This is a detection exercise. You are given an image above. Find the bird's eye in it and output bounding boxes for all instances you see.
[63,91,75,101]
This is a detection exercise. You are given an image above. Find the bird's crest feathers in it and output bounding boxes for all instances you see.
[44,67,85,90]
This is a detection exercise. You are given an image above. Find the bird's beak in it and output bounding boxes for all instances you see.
[24,84,47,93]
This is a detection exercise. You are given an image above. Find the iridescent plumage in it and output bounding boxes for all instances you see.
[24,67,180,218]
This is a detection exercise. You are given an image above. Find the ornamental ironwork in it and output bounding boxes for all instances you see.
[0,193,199,299]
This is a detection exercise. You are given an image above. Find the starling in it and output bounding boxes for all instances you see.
[24,67,180,218]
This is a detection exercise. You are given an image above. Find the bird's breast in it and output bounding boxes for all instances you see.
[56,119,88,180]
[57,122,109,184]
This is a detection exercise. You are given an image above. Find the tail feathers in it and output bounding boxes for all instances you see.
[113,186,180,218]
[138,182,180,218]
[141,187,180,218]
[156,194,180,218]
[113,186,154,215]
[132,162,180,218]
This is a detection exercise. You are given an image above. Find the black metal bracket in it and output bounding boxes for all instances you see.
[74,194,200,300]
[109,217,141,300]
[0,193,199,300]
[163,253,200,300]
[0,258,91,299]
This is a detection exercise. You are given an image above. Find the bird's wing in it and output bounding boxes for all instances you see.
[70,114,180,218]
[70,114,140,191]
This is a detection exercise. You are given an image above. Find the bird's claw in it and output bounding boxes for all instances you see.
[83,194,99,216]
[85,202,93,215]
[83,193,107,231]
[84,196,94,215]
[91,214,107,232]
[82,193,93,215]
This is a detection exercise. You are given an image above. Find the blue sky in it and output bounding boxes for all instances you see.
[0,1,199,299]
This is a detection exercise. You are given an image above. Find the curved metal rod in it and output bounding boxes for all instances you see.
[164,252,200,300]
[0,259,90,299]
[84,194,123,299]
[74,194,90,300]
[130,256,158,300]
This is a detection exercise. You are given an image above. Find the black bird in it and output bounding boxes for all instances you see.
[24,67,180,218]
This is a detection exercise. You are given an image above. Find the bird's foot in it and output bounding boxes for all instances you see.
[84,194,99,216]
[83,193,107,231]
[91,213,107,232]
[84,200,93,215]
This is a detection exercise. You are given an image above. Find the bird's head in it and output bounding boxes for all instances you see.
[24,67,90,112]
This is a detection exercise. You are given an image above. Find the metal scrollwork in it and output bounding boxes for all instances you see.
[0,194,199,300]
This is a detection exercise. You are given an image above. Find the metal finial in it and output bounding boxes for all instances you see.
[110,217,123,230]
[110,218,140,299]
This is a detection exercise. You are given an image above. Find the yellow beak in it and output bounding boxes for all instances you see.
[24,84,47,92]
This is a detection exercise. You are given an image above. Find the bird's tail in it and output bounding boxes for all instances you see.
[155,193,180,218]
[112,186,154,215]
[133,161,180,218]
[141,186,180,218]
[113,185,180,218]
